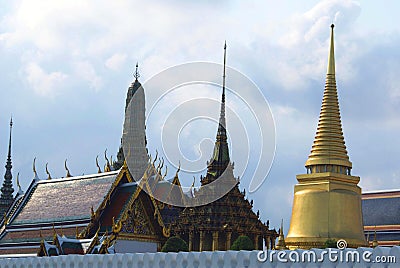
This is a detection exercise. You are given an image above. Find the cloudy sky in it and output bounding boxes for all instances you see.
[1,0,399,233]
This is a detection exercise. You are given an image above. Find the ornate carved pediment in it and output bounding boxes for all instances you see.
[121,198,155,236]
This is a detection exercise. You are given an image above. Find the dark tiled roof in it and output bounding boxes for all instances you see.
[10,172,118,225]
[362,197,400,226]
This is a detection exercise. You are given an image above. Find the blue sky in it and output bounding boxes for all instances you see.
[1,0,399,233]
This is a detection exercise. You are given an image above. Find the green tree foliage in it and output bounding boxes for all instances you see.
[161,236,189,252]
[324,239,337,248]
[230,235,254,250]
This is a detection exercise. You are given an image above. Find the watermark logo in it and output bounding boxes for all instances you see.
[257,239,396,264]
[336,239,347,250]
[123,62,276,207]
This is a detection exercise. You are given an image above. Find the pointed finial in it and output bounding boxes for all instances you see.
[16,172,23,195]
[64,159,72,177]
[372,226,379,248]
[163,165,168,179]
[104,149,111,172]
[327,24,335,75]
[175,161,181,177]
[275,219,288,250]
[33,157,39,181]
[90,205,95,220]
[75,226,79,239]
[134,62,140,80]
[45,163,52,180]
[222,41,227,103]
[153,150,158,165]
[8,116,12,158]
[96,155,102,173]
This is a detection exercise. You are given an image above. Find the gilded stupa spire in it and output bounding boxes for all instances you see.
[275,219,288,250]
[305,24,352,172]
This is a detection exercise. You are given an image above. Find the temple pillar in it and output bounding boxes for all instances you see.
[199,231,204,251]
[188,232,193,251]
[226,232,232,250]
[212,231,219,251]
[255,235,260,250]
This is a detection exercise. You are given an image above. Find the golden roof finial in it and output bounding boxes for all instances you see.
[162,165,168,180]
[327,24,335,75]
[175,161,181,178]
[275,219,288,250]
[64,159,72,178]
[96,155,102,173]
[372,226,379,248]
[153,150,158,166]
[305,24,352,170]
[104,149,111,172]
[45,163,52,180]
[33,157,39,181]
[52,223,57,237]
[15,172,23,195]
[75,226,79,239]
[90,205,95,220]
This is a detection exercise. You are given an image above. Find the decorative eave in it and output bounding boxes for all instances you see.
[78,166,132,238]
[116,161,171,238]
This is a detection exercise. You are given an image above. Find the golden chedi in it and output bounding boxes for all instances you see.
[285,25,367,249]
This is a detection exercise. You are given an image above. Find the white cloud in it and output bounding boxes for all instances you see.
[105,53,127,71]
[25,62,67,96]
[73,60,103,90]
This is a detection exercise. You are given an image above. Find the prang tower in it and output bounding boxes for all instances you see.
[286,25,367,249]
[116,64,149,180]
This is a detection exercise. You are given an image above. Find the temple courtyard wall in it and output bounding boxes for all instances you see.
[0,247,399,267]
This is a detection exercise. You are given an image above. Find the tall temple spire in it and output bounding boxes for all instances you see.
[114,62,148,171]
[305,24,352,173]
[115,63,149,179]
[286,25,366,249]
[0,117,15,216]
[205,42,230,181]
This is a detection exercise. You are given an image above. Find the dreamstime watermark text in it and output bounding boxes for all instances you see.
[257,239,396,264]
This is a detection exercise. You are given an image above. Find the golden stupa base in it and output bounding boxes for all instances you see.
[286,172,368,250]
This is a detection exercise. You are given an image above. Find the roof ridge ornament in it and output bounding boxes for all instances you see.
[46,163,52,180]
[104,149,111,172]
[175,161,181,178]
[64,159,72,178]
[96,155,102,173]
[16,172,23,195]
[33,157,39,181]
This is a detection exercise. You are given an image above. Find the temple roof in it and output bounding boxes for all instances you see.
[9,171,119,226]
[305,24,352,169]
[362,191,400,226]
